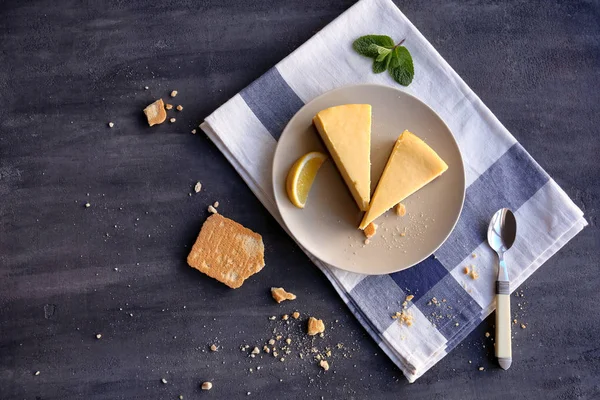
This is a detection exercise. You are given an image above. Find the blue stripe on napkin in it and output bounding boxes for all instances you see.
[240,67,304,139]
[412,274,483,340]
[436,143,550,269]
[389,255,448,302]
[350,274,408,332]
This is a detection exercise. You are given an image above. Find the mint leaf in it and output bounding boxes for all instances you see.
[375,47,392,62]
[388,46,414,86]
[353,35,395,58]
[373,53,391,73]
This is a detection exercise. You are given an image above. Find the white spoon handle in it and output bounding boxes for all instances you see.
[495,280,512,369]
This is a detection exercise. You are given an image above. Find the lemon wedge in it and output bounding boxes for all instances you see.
[286,151,328,208]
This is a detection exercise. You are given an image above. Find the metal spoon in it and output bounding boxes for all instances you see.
[487,208,517,370]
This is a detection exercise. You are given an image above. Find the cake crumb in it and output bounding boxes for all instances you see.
[319,360,330,371]
[391,310,414,326]
[364,222,378,239]
[307,317,325,336]
[144,86,149,90]
[471,253,477,258]
[513,319,518,324]
[478,367,484,371]
[469,267,479,280]
[394,203,407,216]
[463,266,470,275]
[271,287,296,303]
[285,338,291,345]
[34,371,40,376]
[521,323,527,329]
[169,117,176,123]
[143,99,167,126]
[170,90,178,97]
[161,378,167,384]
[364,239,370,245]
[292,311,300,319]
[405,294,414,302]
[194,182,202,193]
[165,103,173,110]
[176,105,183,111]
[210,344,218,352]
[201,382,212,390]
[108,122,114,128]
[485,332,490,338]
[268,339,275,345]
[85,202,91,208]
[191,129,197,134]
[208,205,218,214]
[282,314,289,321]
[251,347,260,355]
[96,333,102,339]
[213,201,219,208]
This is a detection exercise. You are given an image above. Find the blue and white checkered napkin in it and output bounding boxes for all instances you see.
[201,0,586,382]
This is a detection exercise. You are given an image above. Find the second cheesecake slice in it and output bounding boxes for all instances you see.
[313,104,371,211]
[359,130,448,230]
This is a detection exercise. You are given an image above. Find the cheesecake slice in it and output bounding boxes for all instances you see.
[313,104,371,211]
[359,130,448,230]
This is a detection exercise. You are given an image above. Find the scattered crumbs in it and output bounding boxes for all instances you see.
[292,311,300,319]
[263,345,270,353]
[485,332,490,338]
[463,266,470,275]
[144,86,149,90]
[169,117,176,123]
[280,357,285,362]
[282,314,289,321]
[96,333,102,339]
[469,266,479,280]
[521,323,527,329]
[391,310,414,326]
[210,344,218,352]
[363,222,378,239]
[468,360,472,364]
[201,382,212,391]
[213,201,219,208]
[191,129,197,134]
[307,317,325,336]
[108,122,114,128]
[251,347,260,355]
[85,202,90,208]
[207,205,218,214]
[285,338,292,345]
[34,371,40,376]
[455,322,459,327]
[394,203,407,216]
[176,105,183,111]
[165,103,173,110]
[269,316,276,321]
[144,99,167,126]
[170,90,178,97]
[478,367,484,371]
[405,294,414,302]
[194,182,202,193]
[161,378,167,384]
[268,339,276,345]
[179,396,183,400]
[513,319,518,324]
[471,253,477,259]
[364,239,370,245]
[319,360,330,371]
[271,287,296,303]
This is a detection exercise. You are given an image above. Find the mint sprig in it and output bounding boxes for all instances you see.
[352,35,414,86]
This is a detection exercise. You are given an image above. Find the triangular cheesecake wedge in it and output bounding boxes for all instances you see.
[313,104,371,211]
[359,130,448,230]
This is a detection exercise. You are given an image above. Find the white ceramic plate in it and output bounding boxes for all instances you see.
[272,84,465,275]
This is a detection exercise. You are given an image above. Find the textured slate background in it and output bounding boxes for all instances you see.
[1,0,599,399]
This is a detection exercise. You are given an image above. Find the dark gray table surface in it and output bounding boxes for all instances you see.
[1,1,599,399]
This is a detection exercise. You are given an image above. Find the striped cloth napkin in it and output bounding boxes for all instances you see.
[201,0,586,382]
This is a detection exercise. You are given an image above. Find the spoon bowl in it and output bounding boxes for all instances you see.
[487,208,517,254]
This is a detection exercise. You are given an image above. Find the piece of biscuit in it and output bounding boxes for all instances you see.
[187,214,265,289]
[271,287,296,303]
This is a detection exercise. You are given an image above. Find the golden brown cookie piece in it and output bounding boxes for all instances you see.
[187,214,265,289]
[394,202,407,216]
[307,317,325,336]
[271,287,296,303]
[363,222,378,239]
[143,99,167,126]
